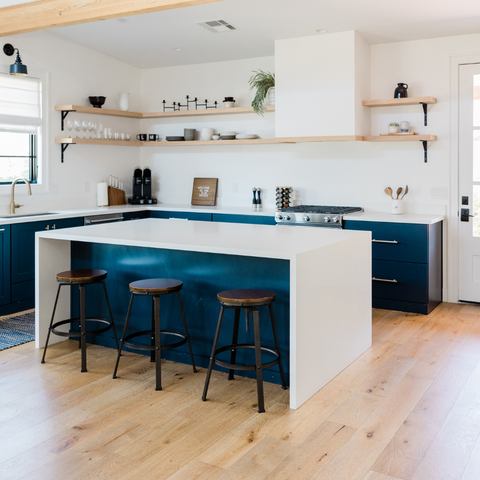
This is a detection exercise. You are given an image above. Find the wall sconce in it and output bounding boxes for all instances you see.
[3,43,28,76]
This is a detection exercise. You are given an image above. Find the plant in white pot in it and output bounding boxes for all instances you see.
[248,70,275,115]
[388,122,400,134]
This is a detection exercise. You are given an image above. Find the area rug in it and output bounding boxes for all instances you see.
[0,311,35,351]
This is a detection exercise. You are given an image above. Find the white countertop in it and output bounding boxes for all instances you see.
[344,211,445,225]
[36,217,370,260]
[0,203,445,226]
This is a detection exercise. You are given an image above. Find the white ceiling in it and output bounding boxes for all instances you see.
[49,0,480,69]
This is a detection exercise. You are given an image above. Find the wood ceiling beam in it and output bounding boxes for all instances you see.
[0,0,224,37]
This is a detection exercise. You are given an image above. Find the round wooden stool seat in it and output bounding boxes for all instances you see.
[129,278,183,295]
[217,289,276,305]
[56,269,107,283]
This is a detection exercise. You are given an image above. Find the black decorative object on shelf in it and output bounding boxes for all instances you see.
[162,95,218,112]
[394,83,408,98]
[3,43,28,76]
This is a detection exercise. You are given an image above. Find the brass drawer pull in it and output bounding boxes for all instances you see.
[373,277,398,283]
[0,228,4,232]
[372,239,398,244]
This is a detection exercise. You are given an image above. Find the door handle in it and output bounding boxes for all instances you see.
[461,208,477,222]
[372,239,399,244]
[372,277,398,283]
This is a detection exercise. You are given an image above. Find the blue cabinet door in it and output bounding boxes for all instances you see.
[11,220,50,284]
[124,211,148,221]
[0,225,11,306]
[149,211,212,222]
[212,214,276,225]
[11,217,83,284]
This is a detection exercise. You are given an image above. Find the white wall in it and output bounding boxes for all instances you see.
[0,30,141,215]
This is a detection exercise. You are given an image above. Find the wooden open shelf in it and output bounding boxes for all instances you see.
[55,138,143,146]
[55,105,274,119]
[280,135,364,143]
[364,135,437,142]
[362,97,437,107]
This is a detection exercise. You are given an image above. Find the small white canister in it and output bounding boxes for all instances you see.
[400,121,409,133]
[391,199,404,215]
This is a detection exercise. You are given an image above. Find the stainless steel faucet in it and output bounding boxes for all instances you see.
[10,177,32,214]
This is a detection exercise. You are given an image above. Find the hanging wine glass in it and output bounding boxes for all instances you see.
[87,121,94,139]
[97,123,103,140]
[66,119,73,138]
[91,121,97,140]
[73,120,81,139]
[81,120,88,139]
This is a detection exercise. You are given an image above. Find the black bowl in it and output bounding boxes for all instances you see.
[88,96,106,108]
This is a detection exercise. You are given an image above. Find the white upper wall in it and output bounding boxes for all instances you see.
[0,30,141,215]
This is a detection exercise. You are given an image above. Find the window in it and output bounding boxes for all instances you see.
[0,72,42,185]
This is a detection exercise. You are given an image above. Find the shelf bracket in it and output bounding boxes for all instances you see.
[61,110,75,131]
[421,102,428,126]
[61,143,71,163]
[421,140,428,163]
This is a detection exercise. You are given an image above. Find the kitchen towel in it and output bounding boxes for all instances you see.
[97,182,108,207]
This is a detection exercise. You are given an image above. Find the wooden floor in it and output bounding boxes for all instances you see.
[1,302,480,479]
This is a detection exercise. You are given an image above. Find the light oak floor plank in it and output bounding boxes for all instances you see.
[2,304,480,480]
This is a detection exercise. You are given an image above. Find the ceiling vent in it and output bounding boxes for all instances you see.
[196,20,237,33]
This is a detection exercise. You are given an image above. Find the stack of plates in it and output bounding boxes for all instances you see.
[220,131,236,140]
[166,136,185,141]
[236,134,258,139]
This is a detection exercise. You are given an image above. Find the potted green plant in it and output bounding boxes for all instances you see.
[388,122,400,134]
[248,70,275,115]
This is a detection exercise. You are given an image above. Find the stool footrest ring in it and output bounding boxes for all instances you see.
[214,344,280,372]
[51,317,112,337]
[124,330,187,352]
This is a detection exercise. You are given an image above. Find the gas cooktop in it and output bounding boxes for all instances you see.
[275,205,363,228]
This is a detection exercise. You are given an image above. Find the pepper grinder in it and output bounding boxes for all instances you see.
[252,188,258,211]
[257,188,262,210]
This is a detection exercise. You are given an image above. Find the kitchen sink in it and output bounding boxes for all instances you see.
[0,212,58,219]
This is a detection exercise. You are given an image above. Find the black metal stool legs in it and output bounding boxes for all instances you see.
[177,292,197,373]
[150,297,155,363]
[41,283,62,364]
[79,284,87,372]
[154,295,162,391]
[202,306,225,401]
[102,281,120,352]
[228,308,240,380]
[269,304,287,390]
[252,308,265,413]
[113,293,135,379]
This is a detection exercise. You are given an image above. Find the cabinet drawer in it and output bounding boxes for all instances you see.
[372,260,428,304]
[212,214,275,225]
[345,221,428,263]
[149,211,212,222]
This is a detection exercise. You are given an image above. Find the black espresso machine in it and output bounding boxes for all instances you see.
[128,166,157,205]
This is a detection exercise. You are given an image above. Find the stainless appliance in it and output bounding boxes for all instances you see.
[84,213,124,225]
[275,205,363,228]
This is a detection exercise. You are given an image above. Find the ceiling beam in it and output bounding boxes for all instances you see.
[0,0,224,37]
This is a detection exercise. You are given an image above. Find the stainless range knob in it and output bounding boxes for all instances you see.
[324,216,331,222]
[331,216,339,223]
[275,214,283,221]
[303,215,310,222]
[283,215,291,221]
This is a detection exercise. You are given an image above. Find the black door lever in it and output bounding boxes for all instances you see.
[461,208,477,222]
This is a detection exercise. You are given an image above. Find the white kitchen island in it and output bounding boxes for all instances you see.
[35,218,371,409]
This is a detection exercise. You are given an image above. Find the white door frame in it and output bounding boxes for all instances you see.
[448,54,480,303]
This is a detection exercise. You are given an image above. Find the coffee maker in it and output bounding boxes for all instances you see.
[128,166,157,204]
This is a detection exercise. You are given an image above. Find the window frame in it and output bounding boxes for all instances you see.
[0,64,49,196]
[0,131,38,185]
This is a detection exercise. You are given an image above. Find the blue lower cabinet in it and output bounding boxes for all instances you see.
[0,225,11,306]
[149,211,212,222]
[123,211,148,221]
[212,214,276,225]
[7,217,84,313]
[345,220,442,315]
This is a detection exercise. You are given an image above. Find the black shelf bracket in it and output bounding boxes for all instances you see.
[421,102,428,126]
[61,110,76,130]
[61,143,71,163]
[421,140,428,163]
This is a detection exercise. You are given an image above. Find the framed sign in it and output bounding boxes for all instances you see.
[191,178,218,206]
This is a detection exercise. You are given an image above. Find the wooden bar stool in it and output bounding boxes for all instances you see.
[41,269,120,372]
[113,278,197,391]
[202,289,287,413]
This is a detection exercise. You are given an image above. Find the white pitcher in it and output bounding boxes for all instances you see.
[116,93,129,111]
